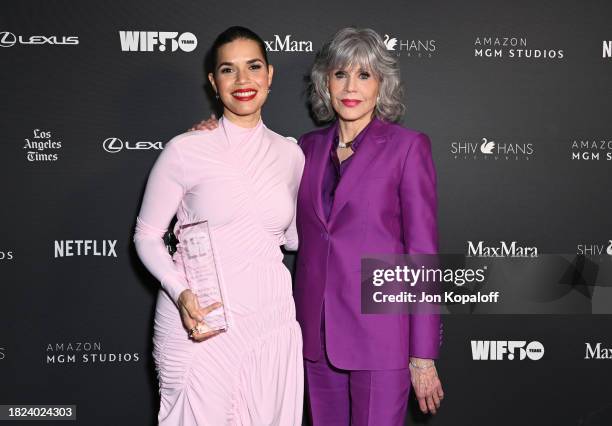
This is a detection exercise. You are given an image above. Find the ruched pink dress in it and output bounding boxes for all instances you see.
[133,116,305,425]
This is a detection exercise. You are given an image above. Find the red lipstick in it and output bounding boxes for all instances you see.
[231,88,257,102]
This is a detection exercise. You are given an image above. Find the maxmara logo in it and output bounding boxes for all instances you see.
[585,342,612,359]
[570,139,612,161]
[577,240,612,257]
[0,31,78,48]
[471,340,545,361]
[474,36,564,60]
[467,241,538,258]
[603,41,611,58]
[103,137,163,154]
[119,31,197,52]
[382,34,437,58]
[451,137,534,160]
[54,240,117,258]
[264,35,312,52]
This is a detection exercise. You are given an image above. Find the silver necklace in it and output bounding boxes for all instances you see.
[338,139,354,149]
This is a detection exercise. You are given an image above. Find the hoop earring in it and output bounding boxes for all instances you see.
[215,92,219,100]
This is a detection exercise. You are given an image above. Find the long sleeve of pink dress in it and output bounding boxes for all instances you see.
[133,116,304,425]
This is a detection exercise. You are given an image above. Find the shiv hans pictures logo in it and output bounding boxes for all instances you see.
[119,31,197,52]
[467,241,539,258]
[577,240,612,257]
[450,137,534,160]
[471,340,545,360]
[603,41,611,58]
[382,34,436,58]
[54,240,117,258]
[585,343,612,359]
[264,35,313,52]
[0,31,78,48]
[570,139,612,161]
[46,341,140,365]
[103,137,163,154]
[23,129,62,162]
[474,36,564,60]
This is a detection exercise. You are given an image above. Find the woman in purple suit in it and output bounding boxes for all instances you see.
[194,27,444,425]
[294,27,443,425]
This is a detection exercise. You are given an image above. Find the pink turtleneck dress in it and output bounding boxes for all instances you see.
[133,116,305,425]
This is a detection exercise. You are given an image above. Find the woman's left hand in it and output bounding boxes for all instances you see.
[409,357,444,415]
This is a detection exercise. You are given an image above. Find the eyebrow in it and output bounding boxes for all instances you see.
[216,58,264,70]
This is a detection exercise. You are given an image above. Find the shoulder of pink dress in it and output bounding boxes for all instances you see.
[165,127,222,149]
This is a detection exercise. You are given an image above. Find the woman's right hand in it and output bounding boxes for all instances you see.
[188,113,219,131]
[177,289,223,342]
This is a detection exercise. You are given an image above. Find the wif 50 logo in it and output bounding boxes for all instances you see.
[471,340,544,360]
[119,31,197,52]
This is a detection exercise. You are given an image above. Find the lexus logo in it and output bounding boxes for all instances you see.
[0,31,79,47]
[102,137,163,154]
[0,32,17,48]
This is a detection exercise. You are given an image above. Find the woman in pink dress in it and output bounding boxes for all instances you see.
[133,26,304,425]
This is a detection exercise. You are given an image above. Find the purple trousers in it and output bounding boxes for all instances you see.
[304,309,411,425]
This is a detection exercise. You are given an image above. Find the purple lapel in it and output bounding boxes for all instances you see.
[328,118,388,228]
[308,121,338,230]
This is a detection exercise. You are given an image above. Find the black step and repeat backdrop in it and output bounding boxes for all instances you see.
[1,0,611,425]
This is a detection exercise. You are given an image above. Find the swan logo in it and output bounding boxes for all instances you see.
[471,340,544,361]
[119,31,197,52]
[383,34,398,50]
[480,138,495,154]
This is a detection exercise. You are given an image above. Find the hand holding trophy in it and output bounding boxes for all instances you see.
[176,220,229,342]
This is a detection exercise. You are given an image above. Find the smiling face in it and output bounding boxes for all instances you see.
[208,38,273,126]
[327,64,380,126]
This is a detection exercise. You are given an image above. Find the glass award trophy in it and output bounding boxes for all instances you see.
[178,220,228,335]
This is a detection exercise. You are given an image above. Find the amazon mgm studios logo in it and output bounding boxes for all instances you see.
[382,34,436,58]
[450,137,534,160]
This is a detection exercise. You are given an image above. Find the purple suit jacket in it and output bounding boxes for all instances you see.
[294,118,442,370]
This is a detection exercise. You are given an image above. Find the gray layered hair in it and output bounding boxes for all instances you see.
[309,27,405,123]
